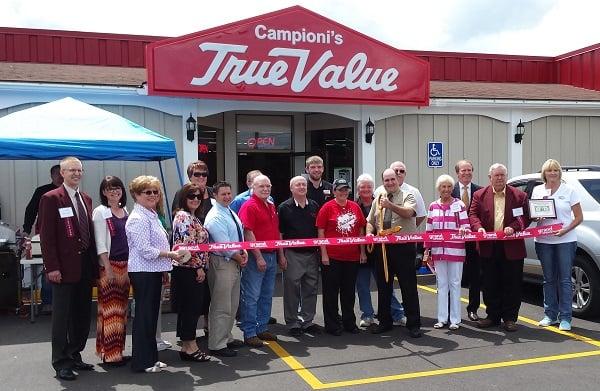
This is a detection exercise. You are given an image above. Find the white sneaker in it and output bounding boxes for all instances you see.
[359,317,374,327]
[156,340,172,351]
[433,322,446,329]
[154,361,167,368]
[449,323,460,330]
[538,316,559,327]
[393,316,407,327]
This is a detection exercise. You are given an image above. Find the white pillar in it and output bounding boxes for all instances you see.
[180,102,200,177]
[358,109,376,179]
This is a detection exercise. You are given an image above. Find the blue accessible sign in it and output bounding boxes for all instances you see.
[427,142,443,167]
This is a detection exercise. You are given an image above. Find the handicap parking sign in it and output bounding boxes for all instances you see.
[427,142,443,167]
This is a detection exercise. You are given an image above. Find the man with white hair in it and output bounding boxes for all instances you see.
[278,176,322,336]
[238,175,282,347]
[469,163,530,332]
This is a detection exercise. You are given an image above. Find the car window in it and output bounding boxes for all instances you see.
[511,180,529,194]
[579,179,600,204]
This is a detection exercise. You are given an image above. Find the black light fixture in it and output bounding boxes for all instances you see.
[365,117,375,144]
[514,119,525,144]
[186,113,197,142]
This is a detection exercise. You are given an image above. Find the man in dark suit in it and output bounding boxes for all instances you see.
[39,157,98,380]
[469,163,530,332]
[451,160,482,321]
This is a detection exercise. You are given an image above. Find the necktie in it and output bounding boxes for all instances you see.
[75,192,90,249]
[228,208,243,242]
[462,185,469,206]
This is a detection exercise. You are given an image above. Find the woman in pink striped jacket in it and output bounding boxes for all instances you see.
[424,174,471,330]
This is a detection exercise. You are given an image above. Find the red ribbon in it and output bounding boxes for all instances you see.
[174,224,562,252]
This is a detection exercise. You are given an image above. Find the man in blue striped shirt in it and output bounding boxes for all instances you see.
[205,181,248,357]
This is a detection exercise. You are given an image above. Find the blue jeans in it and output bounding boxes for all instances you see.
[355,264,404,320]
[240,252,277,339]
[535,241,577,322]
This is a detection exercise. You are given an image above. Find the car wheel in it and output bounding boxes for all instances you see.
[572,255,600,318]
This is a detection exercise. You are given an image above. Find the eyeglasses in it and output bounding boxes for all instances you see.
[192,172,209,178]
[395,169,406,174]
[186,193,203,200]
[106,187,121,193]
[65,168,84,173]
[141,190,159,196]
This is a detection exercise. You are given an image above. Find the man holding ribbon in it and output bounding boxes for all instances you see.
[39,156,98,380]
[469,163,530,332]
[367,168,422,338]
[204,181,248,357]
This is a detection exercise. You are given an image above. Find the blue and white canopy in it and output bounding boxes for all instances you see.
[0,97,177,161]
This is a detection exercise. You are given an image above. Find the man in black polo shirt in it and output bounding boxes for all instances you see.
[304,155,333,208]
[278,175,322,336]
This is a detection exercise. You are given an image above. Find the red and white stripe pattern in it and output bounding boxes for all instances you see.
[425,199,470,263]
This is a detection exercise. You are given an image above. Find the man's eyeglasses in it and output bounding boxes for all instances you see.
[141,190,159,196]
[395,169,406,174]
[66,168,84,173]
[192,172,209,178]
[186,193,203,200]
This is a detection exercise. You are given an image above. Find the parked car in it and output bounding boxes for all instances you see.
[508,166,600,318]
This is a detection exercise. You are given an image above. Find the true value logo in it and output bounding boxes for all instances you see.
[190,24,400,93]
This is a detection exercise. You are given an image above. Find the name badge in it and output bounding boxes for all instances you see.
[101,207,112,219]
[59,207,74,218]
[323,189,331,195]
[450,202,462,213]
[512,207,524,217]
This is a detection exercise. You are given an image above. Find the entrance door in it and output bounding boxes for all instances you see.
[237,152,292,205]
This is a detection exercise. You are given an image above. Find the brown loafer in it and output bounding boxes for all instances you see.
[476,318,499,329]
[244,336,265,348]
[257,331,278,341]
[503,320,518,332]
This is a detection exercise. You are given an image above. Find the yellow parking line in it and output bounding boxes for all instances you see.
[417,284,600,348]
[266,282,600,390]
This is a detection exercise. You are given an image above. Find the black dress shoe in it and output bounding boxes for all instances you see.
[226,339,244,349]
[369,324,393,334]
[467,311,480,321]
[302,324,323,334]
[268,317,277,325]
[408,327,423,338]
[73,361,94,371]
[210,347,237,357]
[289,327,303,337]
[344,327,360,334]
[56,368,77,380]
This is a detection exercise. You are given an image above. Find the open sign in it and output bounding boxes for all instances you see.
[247,137,276,149]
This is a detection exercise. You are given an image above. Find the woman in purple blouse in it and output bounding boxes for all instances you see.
[125,176,183,373]
[172,183,211,362]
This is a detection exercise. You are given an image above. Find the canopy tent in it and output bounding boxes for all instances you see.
[0,97,184,218]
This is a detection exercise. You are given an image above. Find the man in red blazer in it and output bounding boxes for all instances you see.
[39,157,98,381]
[469,163,530,332]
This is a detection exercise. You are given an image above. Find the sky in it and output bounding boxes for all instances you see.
[3,0,599,56]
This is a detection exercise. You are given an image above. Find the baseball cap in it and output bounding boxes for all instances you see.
[333,178,351,190]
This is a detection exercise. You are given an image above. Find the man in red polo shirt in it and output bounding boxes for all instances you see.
[238,174,282,347]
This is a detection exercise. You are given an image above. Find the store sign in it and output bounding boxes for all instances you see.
[238,130,291,151]
[147,6,429,106]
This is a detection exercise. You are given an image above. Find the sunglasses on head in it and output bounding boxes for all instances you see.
[141,190,159,196]
[192,172,209,178]
[186,193,203,200]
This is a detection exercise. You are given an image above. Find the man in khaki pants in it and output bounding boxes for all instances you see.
[204,181,248,357]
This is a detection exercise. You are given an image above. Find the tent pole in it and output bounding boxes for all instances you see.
[158,160,173,226]
[174,155,184,186]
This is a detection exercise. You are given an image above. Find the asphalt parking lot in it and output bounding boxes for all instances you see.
[2,274,600,391]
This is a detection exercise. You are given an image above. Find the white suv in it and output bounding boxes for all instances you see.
[509,166,600,318]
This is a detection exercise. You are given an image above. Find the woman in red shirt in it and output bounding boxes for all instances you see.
[316,178,366,336]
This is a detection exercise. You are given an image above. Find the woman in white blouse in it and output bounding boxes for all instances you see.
[125,176,183,373]
[533,159,583,331]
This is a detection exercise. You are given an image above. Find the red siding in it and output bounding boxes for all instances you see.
[1,27,600,93]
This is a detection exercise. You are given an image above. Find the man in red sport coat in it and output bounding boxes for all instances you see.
[469,163,530,332]
[39,157,98,381]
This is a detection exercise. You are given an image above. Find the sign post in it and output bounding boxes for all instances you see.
[427,142,443,168]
